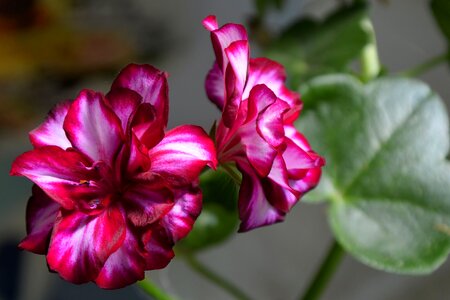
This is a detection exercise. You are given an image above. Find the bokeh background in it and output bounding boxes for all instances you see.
[1,0,450,299]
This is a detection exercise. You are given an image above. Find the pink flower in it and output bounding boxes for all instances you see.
[11,64,217,289]
[203,16,324,232]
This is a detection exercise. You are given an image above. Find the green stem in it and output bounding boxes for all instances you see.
[221,164,242,185]
[360,18,381,82]
[400,53,448,77]
[299,240,345,300]
[184,254,252,300]
[137,278,177,300]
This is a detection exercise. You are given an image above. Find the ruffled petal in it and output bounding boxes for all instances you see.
[130,103,165,150]
[111,64,169,126]
[208,23,247,73]
[222,40,249,127]
[237,162,284,232]
[18,185,60,254]
[161,186,202,243]
[95,227,146,289]
[10,146,104,209]
[250,85,290,148]
[142,226,175,270]
[47,206,126,284]
[205,63,225,109]
[148,125,217,185]
[283,138,324,177]
[202,15,218,31]
[123,181,174,227]
[29,100,72,149]
[63,90,123,165]
[245,58,301,122]
[105,88,142,134]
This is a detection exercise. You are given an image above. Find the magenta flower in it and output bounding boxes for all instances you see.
[11,64,217,289]
[203,16,324,232]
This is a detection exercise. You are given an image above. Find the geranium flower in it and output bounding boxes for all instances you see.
[11,64,217,289]
[203,16,324,232]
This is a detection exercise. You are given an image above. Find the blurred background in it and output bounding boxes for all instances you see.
[1,0,450,299]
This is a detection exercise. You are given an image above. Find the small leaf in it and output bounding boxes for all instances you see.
[178,168,239,252]
[297,74,450,273]
[266,2,371,87]
[255,0,285,16]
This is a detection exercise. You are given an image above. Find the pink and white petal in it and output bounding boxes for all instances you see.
[149,125,217,185]
[205,63,225,109]
[238,122,277,177]
[237,162,285,232]
[126,133,151,175]
[19,185,60,254]
[161,186,202,243]
[63,90,124,165]
[209,23,248,73]
[245,58,301,122]
[111,64,169,126]
[47,206,126,284]
[130,103,165,150]
[284,125,312,151]
[95,227,146,289]
[225,40,249,96]
[123,182,174,227]
[283,139,324,177]
[142,227,175,270]
[289,159,323,194]
[105,88,142,133]
[202,15,218,31]
[10,146,104,209]
[262,177,299,213]
[29,100,72,149]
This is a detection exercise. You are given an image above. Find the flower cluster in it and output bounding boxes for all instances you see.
[11,64,217,288]
[11,16,324,289]
[203,16,324,231]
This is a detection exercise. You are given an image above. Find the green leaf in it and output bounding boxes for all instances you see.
[177,168,239,252]
[430,0,450,65]
[255,0,284,16]
[297,74,450,273]
[431,0,450,41]
[266,3,371,87]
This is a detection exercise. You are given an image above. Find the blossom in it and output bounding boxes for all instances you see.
[203,16,324,232]
[11,64,217,289]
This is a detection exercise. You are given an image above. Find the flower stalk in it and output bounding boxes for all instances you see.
[299,240,345,300]
[400,52,448,77]
[184,254,253,300]
[137,278,177,300]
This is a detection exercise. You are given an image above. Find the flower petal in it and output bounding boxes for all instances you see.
[105,88,142,134]
[10,146,104,209]
[149,125,217,185]
[111,64,169,126]
[208,23,247,73]
[237,161,284,232]
[123,181,174,227]
[63,90,123,165]
[245,58,301,122]
[142,226,175,270]
[95,227,146,289]
[202,15,218,31]
[222,40,249,127]
[161,186,202,243]
[130,103,165,150]
[18,185,60,254]
[205,63,225,109]
[29,100,72,149]
[47,206,126,284]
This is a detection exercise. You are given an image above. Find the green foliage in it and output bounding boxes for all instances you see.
[265,2,371,87]
[178,168,239,252]
[256,0,285,16]
[297,74,450,273]
[430,0,450,63]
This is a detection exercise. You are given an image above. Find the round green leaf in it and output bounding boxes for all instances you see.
[297,74,450,273]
